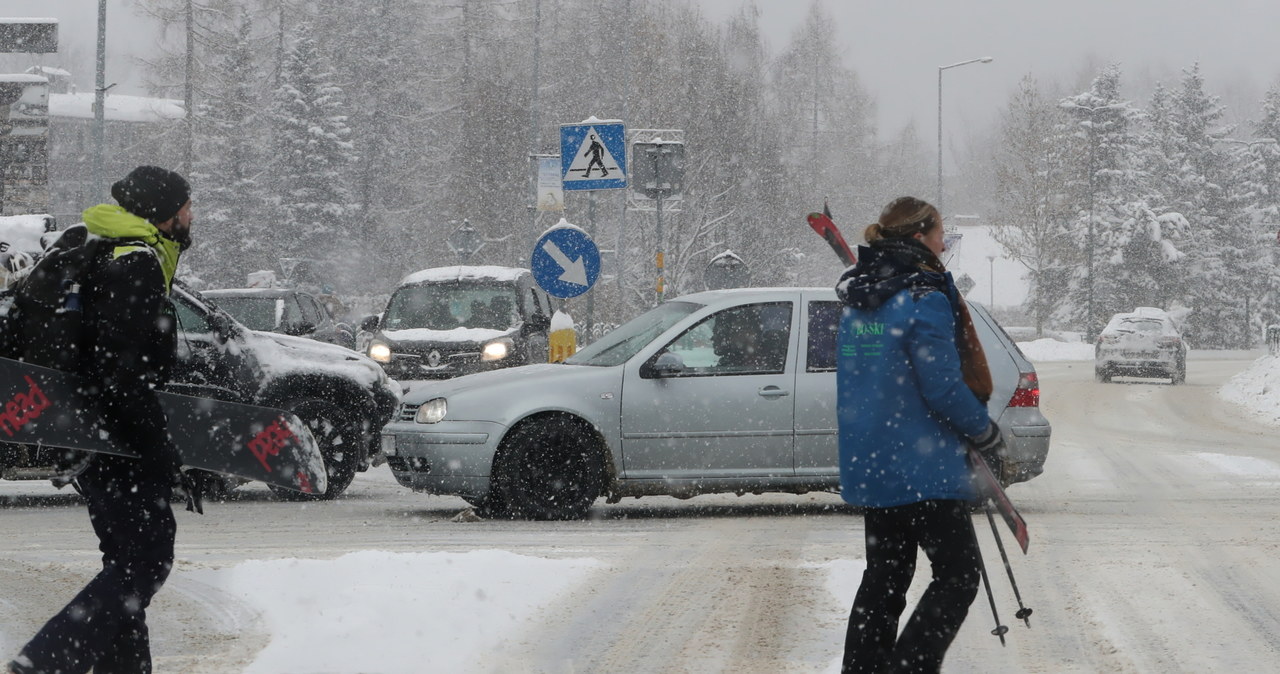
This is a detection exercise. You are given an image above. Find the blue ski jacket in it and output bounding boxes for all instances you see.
[835,242,991,508]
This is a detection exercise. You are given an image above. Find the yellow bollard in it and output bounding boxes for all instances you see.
[548,310,577,362]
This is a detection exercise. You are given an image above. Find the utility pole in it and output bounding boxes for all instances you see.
[525,0,543,267]
[94,0,107,201]
[936,56,993,216]
[184,0,194,175]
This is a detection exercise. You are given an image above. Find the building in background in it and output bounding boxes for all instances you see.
[0,73,49,215]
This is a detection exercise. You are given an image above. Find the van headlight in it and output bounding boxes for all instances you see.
[481,338,513,361]
[369,342,392,363]
[415,397,447,424]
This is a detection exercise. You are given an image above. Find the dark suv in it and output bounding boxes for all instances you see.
[363,266,554,380]
[0,280,400,499]
[202,287,357,350]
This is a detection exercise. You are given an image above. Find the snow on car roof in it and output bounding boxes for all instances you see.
[203,288,292,298]
[0,214,55,254]
[398,265,528,286]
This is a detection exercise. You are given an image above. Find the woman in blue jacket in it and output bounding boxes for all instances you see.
[836,196,1003,674]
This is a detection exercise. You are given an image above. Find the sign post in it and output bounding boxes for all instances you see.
[559,119,625,335]
[632,138,685,304]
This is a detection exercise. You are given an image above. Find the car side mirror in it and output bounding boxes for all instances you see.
[360,314,380,332]
[209,312,238,341]
[643,351,686,378]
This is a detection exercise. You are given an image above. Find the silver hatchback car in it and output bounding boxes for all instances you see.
[380,288,1052,519]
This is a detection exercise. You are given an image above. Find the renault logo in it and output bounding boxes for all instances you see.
[427,350,442,367]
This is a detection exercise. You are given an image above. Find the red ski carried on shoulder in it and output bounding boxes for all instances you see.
[807,211,856,267]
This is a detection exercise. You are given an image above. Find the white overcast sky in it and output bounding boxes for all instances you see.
[699,0,1280,137]
[6,0,1280,137]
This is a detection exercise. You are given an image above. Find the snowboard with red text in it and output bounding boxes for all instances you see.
[0,356,326,493]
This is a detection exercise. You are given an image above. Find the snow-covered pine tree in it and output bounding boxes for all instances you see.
[1056,65,1143,337]
[187,6,273,286]
[990,75,1075,337]
[267,19,358,279]
[1168,64,1254,347]
[1235,86,1280,332]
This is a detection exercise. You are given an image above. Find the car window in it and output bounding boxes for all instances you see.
[203,296,278,331]
[664,302,792,376]
[281,296,304,326]
[566,301,702,366]
[298,294,323,325]
[806,300,841,372]
[171,293,213,334]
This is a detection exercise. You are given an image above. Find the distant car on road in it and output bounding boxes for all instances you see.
[203,287,356,350]
[362,266,556,381]
[1095,307,1187,384]
[379,287,1052,519]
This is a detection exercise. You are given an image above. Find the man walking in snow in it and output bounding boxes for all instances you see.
[7,165,201,674]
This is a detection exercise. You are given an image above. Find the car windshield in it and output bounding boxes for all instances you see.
[209,296,281,331]
[567,301,702,367]
[384,283,519,331]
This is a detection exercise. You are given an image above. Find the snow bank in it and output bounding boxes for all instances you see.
[189,550,600,674]
[1217,354,1280,427]
[1015,338,1095,362]
[48,93,184,123]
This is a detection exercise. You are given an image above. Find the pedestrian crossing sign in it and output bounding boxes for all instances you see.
[560,121,627,191]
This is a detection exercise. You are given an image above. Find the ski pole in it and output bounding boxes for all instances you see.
[974,516,1009,646]
[985,504,1033,628]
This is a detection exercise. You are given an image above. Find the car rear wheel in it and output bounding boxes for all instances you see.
[1095,366,1112,383]
[268,398,361,501]
[1171,358,1186,385]
[492,417,604,520]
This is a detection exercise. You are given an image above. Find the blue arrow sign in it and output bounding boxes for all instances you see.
[532,225,601,298]
[560,122,627,191]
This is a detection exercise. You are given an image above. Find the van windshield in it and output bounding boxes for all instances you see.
[384,283,519,331]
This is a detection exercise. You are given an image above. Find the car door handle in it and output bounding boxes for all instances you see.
[758,386,790,398]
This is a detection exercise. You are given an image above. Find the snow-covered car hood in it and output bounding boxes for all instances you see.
[382,326,514,347]
[244,329,400,401]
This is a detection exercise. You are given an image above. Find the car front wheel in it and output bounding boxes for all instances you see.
[268,398,362,501]
[492,417,604,520]
[1095,366,1112,383]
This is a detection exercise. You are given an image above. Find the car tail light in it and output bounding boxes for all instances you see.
[1157,337,1181,348]
[1099,334,1119,344]
[1008,371,1040,408]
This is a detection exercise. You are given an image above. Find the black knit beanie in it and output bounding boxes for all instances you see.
[111,165,191,225]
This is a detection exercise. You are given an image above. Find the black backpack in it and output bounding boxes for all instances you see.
[1,226,114,372]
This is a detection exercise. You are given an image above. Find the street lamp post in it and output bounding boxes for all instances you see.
[987,254,996,306]
[937,56,993,217]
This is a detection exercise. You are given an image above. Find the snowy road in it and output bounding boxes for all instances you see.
[3,354,1280,672]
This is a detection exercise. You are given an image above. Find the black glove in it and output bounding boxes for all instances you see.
[173,469,208,514]
[970,422,1005,467]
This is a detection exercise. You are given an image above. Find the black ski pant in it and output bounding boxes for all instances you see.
[18,455,176,674]
[842,499,981,674]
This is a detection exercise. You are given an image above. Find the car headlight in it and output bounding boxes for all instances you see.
[369,342,392,363]
[481,339,513,361]
[415,397,447,424]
